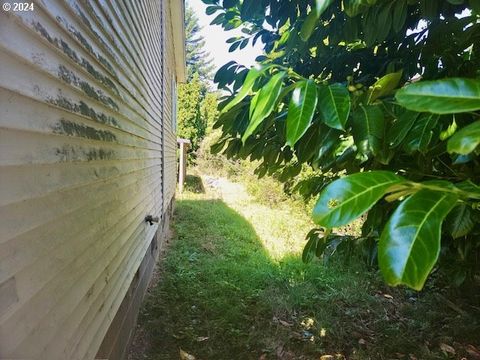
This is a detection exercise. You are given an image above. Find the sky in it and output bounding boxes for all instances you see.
[186,0,263,71]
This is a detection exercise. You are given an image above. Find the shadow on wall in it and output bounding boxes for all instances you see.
[132,190,480,360]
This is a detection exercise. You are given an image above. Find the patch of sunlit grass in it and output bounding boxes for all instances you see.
[202,176,313,260]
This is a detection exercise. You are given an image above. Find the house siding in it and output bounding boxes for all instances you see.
[163,0,178,210]
[0,0,182,358]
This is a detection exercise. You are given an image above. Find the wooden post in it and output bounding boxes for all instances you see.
[177,138,191,193]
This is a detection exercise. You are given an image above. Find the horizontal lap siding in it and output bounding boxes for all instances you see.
[163,0,177,209]
[0,0,177,358]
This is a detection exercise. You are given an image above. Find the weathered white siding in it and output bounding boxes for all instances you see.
[0,0,182,358]
[163,0,178,209]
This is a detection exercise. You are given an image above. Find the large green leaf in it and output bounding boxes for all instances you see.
[446,204,476,239]
[387,111,420,148]
[240,0,263,20]
[392,0,407,32]
[447,120,480,155]
[318,84,351,130]
[455,180,480,199]
[312,171,405,227]
[214,61,237,88]
[396,78,480,114]
[210,138,228,154]
[375,2,393,43]
[315,126,342,161]
[242,72,286,142]
[379,189,458,290]
[344,0,370,17]
[296,123,320,162]
[300,0,334,41]
[302,236,318,263]
[363,6,379,46]
[352,104,385,155]
[206,5,222,15]
[402,113,439,153]
[286,80,318,146]
[302,228,325,263]
[222,65,264,113]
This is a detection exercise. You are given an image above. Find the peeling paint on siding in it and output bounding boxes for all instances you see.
[48,96,120,128]
[0,0,181,358]
[32,21,119,95]
[55,145,116,162]
[53,119,117,142]
[57,65,119,110]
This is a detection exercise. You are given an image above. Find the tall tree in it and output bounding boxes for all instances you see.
[185,5,214,82]
[177,73,206,152]
[177,5,218,157]
[201,92,219,132]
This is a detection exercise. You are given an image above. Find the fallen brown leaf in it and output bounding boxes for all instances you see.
[279,319,293,327]
[467,345,480,359]
[179,349,196,360]
[439,343,455,355]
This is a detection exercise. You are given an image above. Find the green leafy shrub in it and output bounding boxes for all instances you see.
[204,0,480,290]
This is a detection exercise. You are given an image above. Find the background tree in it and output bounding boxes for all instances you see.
[206,0,480,290]
[178,73,206,152]
[178,5,218,157]
[201,92,220,132]
[185,5,215,83]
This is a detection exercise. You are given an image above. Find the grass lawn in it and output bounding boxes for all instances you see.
[132,175,479,360]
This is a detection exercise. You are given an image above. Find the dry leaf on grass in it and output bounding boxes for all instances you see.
[279,319,293,327]
[439,343,455,355]
[179,349,196,360]
[466,344,480,359]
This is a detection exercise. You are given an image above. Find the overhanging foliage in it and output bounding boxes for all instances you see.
[205,0,480,290]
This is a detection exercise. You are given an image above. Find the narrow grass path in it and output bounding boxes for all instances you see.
[202,175,314,259]
[130,175,479,360]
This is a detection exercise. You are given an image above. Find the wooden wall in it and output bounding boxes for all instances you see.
[0,0,183,358]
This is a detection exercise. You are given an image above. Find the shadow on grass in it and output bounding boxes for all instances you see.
[183,175,205,194]
[137,199,480,360]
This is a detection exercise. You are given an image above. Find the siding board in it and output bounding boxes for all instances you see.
[163,0,177,209]
[0,0,182,358]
